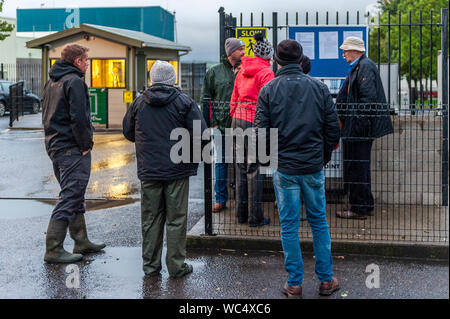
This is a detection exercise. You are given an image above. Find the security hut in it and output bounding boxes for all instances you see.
[26,24,191,128]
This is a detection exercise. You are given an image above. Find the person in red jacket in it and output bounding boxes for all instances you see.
[230,32,274,227]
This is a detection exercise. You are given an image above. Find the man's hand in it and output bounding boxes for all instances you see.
[82,150,90,156]
[213,125,218,129]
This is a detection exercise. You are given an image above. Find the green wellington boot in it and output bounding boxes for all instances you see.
[44,218,83,264]
[69,213,106,254]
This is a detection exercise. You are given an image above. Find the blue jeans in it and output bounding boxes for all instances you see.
[272,169,333,286]
[214,134,228,204]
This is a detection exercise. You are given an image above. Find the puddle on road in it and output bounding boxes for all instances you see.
[89,182,140,199]
[91,153,135,172]
[0,198,139,220]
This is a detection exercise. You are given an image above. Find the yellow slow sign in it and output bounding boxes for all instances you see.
[235,27,268,57]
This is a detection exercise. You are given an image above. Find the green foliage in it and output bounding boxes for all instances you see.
[0,0,15,41]
[368,0,449,86]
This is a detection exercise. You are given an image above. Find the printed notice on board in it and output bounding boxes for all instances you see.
[295,32,315,59]
[343,31,363,41]
[319,31,338,59]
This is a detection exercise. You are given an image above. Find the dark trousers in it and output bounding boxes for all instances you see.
[343,140,374,215]
[51,147,91,223]
[140,178,189,277]
[232,118,263,224]
[214,134,229,204]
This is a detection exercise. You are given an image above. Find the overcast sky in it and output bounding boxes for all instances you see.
[2,0,379,62]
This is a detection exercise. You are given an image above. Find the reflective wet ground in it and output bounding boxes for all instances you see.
[0,115,448,299]
[0,198,448,299]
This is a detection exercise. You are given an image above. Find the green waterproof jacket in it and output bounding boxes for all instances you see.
[201,57,236,132]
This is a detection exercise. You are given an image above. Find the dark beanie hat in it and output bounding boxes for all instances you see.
[274,40,304,66]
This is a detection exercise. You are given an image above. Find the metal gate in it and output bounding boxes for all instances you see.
[202,8,449,243]
[9,81,24,127]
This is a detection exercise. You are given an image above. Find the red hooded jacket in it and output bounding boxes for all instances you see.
[230,56,274,123]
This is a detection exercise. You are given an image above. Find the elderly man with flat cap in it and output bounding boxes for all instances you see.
[336,37,394,220]
[201,38,245,213]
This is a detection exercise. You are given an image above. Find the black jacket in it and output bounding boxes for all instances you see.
[336,54,394,139]
[255,64,341,175]
[123,84,207,181]
[42,60,93,156]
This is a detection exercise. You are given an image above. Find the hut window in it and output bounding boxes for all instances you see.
[91,59,126,88]
[147,60,179,86]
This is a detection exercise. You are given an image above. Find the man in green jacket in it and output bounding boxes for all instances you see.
[201,38,245,212]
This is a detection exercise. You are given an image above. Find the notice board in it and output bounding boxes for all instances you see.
[288,25,368,78]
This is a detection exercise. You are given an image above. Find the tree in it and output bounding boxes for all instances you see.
[368,0,449,105]
[0,0,14,41]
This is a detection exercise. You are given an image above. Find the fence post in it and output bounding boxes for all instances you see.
[202,98,213,235]
[441,8,448,206]
[272,12,278,73]
[219,7,226,60]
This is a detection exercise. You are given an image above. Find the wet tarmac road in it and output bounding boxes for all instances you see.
[0,117,448,299]
[0,196,448,299]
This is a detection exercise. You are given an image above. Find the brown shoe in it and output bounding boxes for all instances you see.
[281,282,302,299]
[319,277,340,296]
[212,203,226,213]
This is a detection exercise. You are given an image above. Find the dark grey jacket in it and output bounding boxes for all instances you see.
[42,60,93,157]
[255,64,341,175]
[123,84,207,181]
[336,54,394,139]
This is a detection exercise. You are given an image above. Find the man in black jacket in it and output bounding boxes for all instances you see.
[42,44,105,264]
[255,40,341,298]
[123,60,207,278]
[336,37,394,220]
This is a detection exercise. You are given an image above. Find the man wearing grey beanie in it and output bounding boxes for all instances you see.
[201,38,245,213]
[150,60,177,85]
[123,60,207,278]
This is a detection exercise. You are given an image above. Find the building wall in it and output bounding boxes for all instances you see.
[48,33,127,86]
[47,34,128,128]
[17,7,175,41]
[0,17,41,65]
[108,89,127,128]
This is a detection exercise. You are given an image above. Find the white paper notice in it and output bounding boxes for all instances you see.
[343,31,363,41]
[319,31,338,59]
[295,32,315,59]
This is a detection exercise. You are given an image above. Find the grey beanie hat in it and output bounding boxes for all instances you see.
[150,60,176,85]
[225,38,245,56]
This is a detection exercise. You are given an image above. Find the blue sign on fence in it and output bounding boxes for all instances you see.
[288,25,368,78]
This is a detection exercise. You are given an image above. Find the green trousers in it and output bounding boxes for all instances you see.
[141,178,189,277]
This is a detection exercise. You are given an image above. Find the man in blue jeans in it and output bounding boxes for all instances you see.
[255,40,341,298]
[201,38,245,212]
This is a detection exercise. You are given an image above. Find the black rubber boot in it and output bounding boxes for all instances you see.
[44,218,83,264]
[69,213,106,254]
